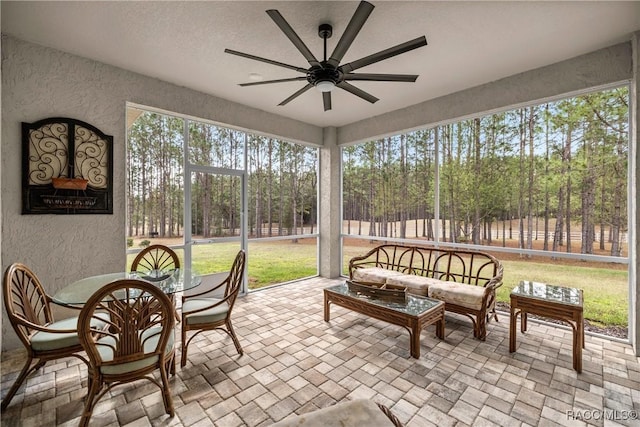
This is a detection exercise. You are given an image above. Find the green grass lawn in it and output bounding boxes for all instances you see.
[496,260,628,326]
[129,239,318,289]
[128,240,628,328]
[246,240,317,287]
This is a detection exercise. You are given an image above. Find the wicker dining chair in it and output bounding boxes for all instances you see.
[130,244,180,274]
[1,263,95,411]
[181,250,245,367]
[77,279,176,427]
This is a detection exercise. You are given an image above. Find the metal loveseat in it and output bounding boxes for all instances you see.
[349,244,504,340]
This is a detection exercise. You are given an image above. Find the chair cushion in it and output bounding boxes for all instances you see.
[97,326,175,375]
[182,298,229,325]
[352,267,404,283]
[385,275,442,296]
[270,399,397,427]
[428,281,487,310]
[31,313,109,352]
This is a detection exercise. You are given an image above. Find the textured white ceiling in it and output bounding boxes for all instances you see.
[2,1,639,127]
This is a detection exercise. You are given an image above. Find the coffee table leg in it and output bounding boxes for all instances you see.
[572,325,582,373]
[436,317,445,340]
[574,311,583,373]
[410,325,421,358]
[509,305,517,353]
[324,294,330,322]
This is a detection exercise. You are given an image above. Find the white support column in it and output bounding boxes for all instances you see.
[631,32,639,356]
[318,126,341,278]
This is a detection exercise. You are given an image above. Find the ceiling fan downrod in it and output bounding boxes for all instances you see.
[318,23,332,62]
[313,24,339,92]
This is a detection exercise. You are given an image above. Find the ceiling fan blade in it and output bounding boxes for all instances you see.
[224,49,307,73]
[337,81,379,104]
[344,73,419,82]
[327,1,375,68]
[278,83,313,106]
[239,77,308,87]
[323,92,332,111]
[340,36,428,73]
[266,10,321,67]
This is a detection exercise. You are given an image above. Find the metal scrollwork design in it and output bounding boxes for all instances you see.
[27,123,69,185]
[75,126,108,189]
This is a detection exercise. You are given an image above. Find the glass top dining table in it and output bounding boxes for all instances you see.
[52,268,202,306]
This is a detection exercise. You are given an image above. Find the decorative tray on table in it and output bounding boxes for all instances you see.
[346,280,407,303]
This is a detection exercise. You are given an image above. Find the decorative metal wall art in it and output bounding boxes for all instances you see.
[22,117,113,214]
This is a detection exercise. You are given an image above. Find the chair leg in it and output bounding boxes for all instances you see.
[180,327,188,368]
[79,373,101,427]
[1,356,35,410]
[159,360,174,417]
[226,320,243,356]
[33,360,47,371]
[166,350,176,376]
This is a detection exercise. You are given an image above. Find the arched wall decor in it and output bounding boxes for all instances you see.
[22,117,113,214]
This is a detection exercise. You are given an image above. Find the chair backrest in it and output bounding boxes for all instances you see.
[131,244,180,274]
[78,279,175,370]
[225,250,246,306]
[3,263,54,348]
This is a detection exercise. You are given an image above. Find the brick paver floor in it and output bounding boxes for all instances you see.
[1,277,639,426]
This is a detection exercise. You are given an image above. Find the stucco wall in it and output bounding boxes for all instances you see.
[0,35,321,351]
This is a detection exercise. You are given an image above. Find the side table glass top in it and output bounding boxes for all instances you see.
[326,282,442,315]
[511,281,582,306]
[53,268,201,305]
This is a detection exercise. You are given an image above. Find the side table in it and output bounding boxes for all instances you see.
[509,281,584,373]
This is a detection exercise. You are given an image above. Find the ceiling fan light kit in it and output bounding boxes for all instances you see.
[315,80,336,93]
[225,1,427,111]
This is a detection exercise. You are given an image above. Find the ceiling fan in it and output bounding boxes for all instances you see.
[224,1,428,111]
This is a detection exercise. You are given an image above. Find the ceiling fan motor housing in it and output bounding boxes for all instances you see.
[308,64,341,86]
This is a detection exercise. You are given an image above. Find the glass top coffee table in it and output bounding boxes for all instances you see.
[509,280,584,372]
[324,282,445,358]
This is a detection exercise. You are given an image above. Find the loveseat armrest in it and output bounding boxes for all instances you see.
[483,261,504,291]
[348,246,383,278]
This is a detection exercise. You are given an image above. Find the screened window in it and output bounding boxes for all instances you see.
[341,86,630,337]
[126,106,319,289]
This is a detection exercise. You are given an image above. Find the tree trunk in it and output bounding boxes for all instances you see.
[610,135,624,256]
[267,139,273,237]
[526,106,535,254]
[565,125,573,253]
[543,104,550,251]
[518,109,526,252]
[472,118,481,244]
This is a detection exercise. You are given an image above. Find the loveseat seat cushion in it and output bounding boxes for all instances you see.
[385,275,442,296]
[352,267,404,283]
[428,281,486,311]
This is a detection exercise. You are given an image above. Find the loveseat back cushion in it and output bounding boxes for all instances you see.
[385,275,442,296]
[352,267,405,283]
[428,281,486,311]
